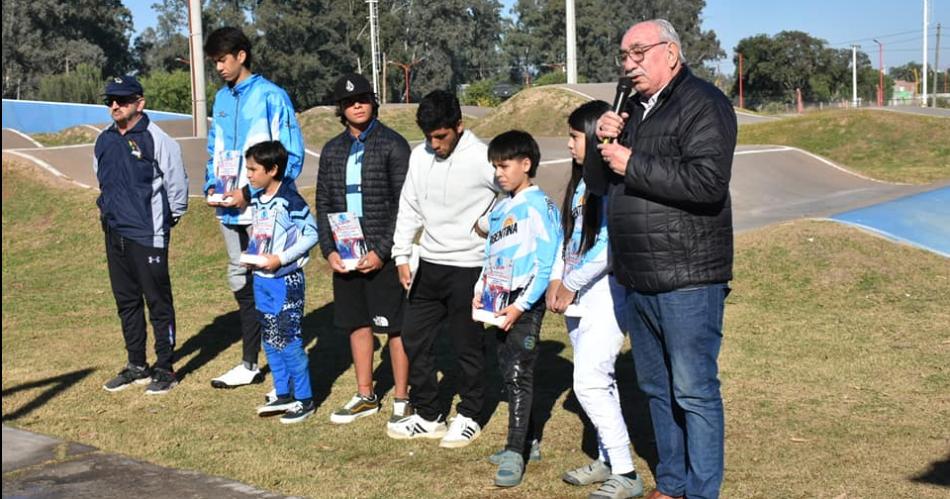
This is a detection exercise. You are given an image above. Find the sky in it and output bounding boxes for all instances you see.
[124,0,948,75]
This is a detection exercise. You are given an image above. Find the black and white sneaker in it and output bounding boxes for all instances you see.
[279,400,316,424]
[386,413,447,440]
[145,368,178,395]
[439,414,481,448]
[257,396,297,416]
[103,363,151,392]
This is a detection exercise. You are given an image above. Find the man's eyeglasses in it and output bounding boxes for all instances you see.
[103,95,141,106]
[340,94,373,108]
[615,41,669,65]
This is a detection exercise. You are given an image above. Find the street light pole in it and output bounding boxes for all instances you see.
[922,0,929,107]
[873,39,884,106]
[738,52,744,109]
[187,0,207,138]
[565,0,577,84]
[852,45,859,108]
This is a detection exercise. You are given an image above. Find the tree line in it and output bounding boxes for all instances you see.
[3,1,940,112]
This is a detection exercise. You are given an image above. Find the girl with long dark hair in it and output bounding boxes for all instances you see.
[548,100,644,498]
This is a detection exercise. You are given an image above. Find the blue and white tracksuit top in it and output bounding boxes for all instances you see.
[93,114,188,249]
[205,74,305,225]
[475,185,561,312]
[250,181,319,313]
[550,179,612,300]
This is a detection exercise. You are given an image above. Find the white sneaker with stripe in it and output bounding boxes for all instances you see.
[439,414,481,448]
[386,413,447,440]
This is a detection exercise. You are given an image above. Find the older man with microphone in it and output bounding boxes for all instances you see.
[595,19,737,499]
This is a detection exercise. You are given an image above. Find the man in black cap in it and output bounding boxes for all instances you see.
[94,75,189,395]
[315,73,412,425]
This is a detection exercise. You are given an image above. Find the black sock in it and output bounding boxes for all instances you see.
[621,470,638,480]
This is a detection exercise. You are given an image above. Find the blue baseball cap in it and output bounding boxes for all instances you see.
[103,75,144,96]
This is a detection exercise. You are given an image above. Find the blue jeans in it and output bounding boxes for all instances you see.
[626,283,728,499]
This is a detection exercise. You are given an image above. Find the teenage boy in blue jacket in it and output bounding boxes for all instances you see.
[203,27,306,391]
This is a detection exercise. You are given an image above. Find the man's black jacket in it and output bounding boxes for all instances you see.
[605,66,737,293]
[316,121,410,261]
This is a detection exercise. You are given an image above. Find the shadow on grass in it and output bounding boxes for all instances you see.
[560,348,659,478]
[911,452,950,487]
[300,303,353,411]
[174,311,276,381]
[2,368,95,421]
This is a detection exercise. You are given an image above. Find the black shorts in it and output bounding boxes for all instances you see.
[332,259,404,333]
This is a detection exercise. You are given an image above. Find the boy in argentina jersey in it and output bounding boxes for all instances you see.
[242,142,319,424]
[474,130,561,488]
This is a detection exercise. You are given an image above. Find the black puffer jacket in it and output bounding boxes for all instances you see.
[607,66,737,293]
[316,121,410,261]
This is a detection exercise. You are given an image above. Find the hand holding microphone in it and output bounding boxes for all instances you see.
[597,76,634,176]
[598,76,633,144]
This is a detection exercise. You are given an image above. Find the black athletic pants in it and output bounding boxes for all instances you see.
[497,302,544,453]
[402,261,486,422]
[104,228,176,372]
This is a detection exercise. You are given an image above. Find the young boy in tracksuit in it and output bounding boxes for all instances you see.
[473,130,560,488]
[241,141,319,424]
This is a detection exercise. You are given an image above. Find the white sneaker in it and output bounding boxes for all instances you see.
[386,414,447,440]
[264,388,277,403]
[210,363,263,389]
[439,414,482,448]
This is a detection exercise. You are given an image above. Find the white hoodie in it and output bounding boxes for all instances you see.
[392,130,499,268]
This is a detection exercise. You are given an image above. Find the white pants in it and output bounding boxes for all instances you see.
[567,276,635,474]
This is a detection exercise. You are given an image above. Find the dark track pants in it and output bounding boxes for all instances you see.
[105,229,176,372]
[497,302,544,453]
[402,261,486,422]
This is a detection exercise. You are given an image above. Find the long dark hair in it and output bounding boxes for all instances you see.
[563,100,610,255]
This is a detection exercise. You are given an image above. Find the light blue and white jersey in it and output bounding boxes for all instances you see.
[476,185,561,312]
[250,181,319,280]
[205,74,305,225]
[551,179,611,297]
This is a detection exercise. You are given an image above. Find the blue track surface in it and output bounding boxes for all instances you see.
[2,99,189,134]
[830,186,950,258]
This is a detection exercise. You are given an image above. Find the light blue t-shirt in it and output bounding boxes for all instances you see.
[345,119,378,217]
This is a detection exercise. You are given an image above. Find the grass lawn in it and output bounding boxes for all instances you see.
[2,161,948,498]
[298,106,426,153]
[31,126,102,147]
[738,109,950,184]
[470,87,589,139]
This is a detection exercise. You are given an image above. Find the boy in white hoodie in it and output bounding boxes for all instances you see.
[387,90,500,447]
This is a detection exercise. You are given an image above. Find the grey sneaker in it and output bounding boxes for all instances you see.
[494,450,525,487]
[589,474,644,499]
[330,393,380,424]
[145,368,178,395]
[562,459,612,486]
[489,439,541,464]
[103,363,151,392]
[390,398,413,423]
[279,399,316,424]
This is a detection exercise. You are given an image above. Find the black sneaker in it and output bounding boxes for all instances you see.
[257,396,297,417]
[145,368,178,395]
[103,363,151,392]
[280,400,316,424]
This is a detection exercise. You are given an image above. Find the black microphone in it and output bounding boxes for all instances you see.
[603,76,633,144]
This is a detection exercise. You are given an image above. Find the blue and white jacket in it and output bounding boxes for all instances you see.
[94,114,188,249]
[205,74,305,225]
[249,181,319,280]
[551,179,611,301]
[475,185,561,312]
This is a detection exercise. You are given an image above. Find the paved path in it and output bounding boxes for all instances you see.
[2,425,298,498]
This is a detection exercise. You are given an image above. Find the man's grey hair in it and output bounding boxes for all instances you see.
[648,19,687,64]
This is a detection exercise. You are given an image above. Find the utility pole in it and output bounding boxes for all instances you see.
[187,0,207,138]
[565,0,577,84]
[934,23,941,107]
[873,39,884,106]
[922,0,929,107]
[389,58,423,103]
[367,0,381,97]
[852,45,859,108]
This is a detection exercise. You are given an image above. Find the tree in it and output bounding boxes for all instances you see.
[132,0,190,74]
[502,0,724,85]
[36,63,103,104]
[2,0,133,99]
